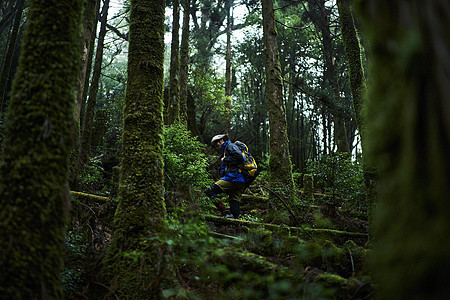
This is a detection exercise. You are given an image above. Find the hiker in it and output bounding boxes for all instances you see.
[205,134,246,219]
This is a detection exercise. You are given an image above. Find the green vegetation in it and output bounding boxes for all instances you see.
[1,0,446,298]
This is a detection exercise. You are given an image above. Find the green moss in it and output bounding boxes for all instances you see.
[101,0,175,297]
[315,272,347,286]
[0,0,84,297]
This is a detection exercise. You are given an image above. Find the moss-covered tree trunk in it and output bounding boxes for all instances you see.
[261,0,295,203]
[336,0,377,242]
[359,0,450,298]
[316,0,350,153]
[179,0,190,126]
[71,0,107,189]
[75,0,99,123]
[70,0,100,187]
[80,0,109,162]
[79,0,100,129]
[104,0,173,297]
[0,0,83,297]
[167,0,180,125]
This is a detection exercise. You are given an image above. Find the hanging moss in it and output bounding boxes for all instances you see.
[0,0,83,298]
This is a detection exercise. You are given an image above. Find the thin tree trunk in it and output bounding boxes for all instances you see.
[79,0,100,129]
[81,0,109,163]
[261,0,295,204]
[75,0,99,122]
[179,0,190,126]
[70,0,100,187]
[167,0,180,124]
[317,0,350,153]
[337,0,377,243]
[0,0,83,297]
[224,1,233,132]
[103,0,175,296]
[0,0,25,110]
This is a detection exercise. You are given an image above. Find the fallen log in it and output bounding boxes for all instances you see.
[70,191,110,203]
[204,215,368,246]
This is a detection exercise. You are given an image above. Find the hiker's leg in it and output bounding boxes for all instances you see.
[229,200,240,219]
[225,182,246,219]
[205,183,226,211]
[205,183,223,198]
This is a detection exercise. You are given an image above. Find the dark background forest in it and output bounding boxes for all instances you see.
[0,0,448,299]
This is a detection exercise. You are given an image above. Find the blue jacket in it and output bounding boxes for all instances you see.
[220,141,246,183]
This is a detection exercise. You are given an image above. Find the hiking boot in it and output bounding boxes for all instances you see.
[224,213,240,219]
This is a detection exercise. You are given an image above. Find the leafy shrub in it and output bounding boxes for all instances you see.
[76,156,105,194]
[63,229,88,296]
[163,123,210,206]
[306,153,366,210]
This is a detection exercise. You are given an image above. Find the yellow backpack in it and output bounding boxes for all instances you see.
[235,141,260,183]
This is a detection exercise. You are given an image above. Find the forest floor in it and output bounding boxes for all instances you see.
[175,191,373,299]
[68,190,373,299]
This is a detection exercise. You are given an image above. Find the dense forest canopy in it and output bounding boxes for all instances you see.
[0,0,448,298]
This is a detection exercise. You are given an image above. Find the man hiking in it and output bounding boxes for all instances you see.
[205,134,246,219]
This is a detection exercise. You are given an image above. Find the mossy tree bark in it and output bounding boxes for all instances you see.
[261,0,295,203]
[167,0,180,124]
[80,0,109,162]
[78,0,100,129]
[359,0,450,298]
[179,0,190,126]
[104,0,173,297]
[70,0,108,189]
[70,0,99,186]
[336,0,377,243]
[75,0,99,123]
[316,0,350,153]
[0,0,83,297]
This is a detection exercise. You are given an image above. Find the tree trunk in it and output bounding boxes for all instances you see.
[179,0,190,126]
[0,0,25,111]
[359,0,450,298]
[261,0,295,203]
[167,0,180,124]
[80,0,109,163]
[75,0,99,122]
[224,0,233,132]
[70,0,100,187]
[336,0,377,243]
[79,0,100,129]
[103,0,174,297]
[0,0,83,297]
[186,88,199,136]
[316,0,350,153]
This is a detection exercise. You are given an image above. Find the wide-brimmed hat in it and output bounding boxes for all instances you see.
[210,134,228,145]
